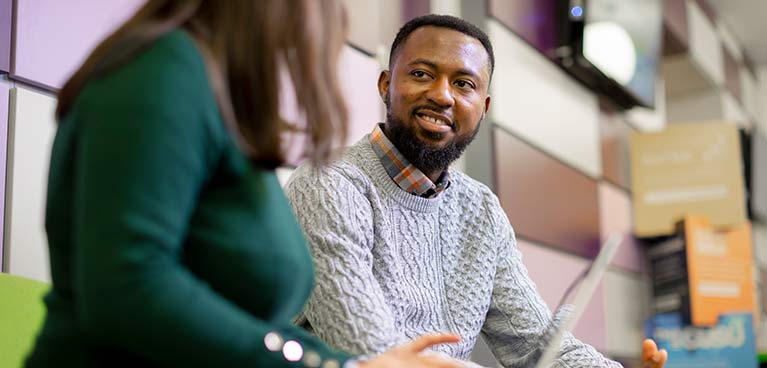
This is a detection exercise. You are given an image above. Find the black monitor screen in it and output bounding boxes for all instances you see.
[583,0,662,107]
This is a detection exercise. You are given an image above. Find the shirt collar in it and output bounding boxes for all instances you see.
[369,123,450,198]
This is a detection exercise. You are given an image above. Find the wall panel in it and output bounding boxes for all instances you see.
[599,111,632,190]
[12,0,145,89]
[0,83,8,270]
[687,0,724,87]
[598,182,644,274]
[5,87,56,282]
[518,239,606,352]
[495,127,601,258]
[0,0,11,72]
[604,270,651,358]
[488,19,601,177]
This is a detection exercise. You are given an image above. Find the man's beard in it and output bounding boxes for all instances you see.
[384,103,481,175]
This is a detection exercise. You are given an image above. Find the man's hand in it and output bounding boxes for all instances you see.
[642,339,668,368]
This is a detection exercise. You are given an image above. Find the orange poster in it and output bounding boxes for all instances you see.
[684,216,756,326]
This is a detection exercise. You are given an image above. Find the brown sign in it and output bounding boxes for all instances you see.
[630,122,746,237]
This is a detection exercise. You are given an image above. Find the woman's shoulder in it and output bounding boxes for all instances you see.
[79,30,214,110]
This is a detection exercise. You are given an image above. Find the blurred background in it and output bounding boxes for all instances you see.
[0,1,765,367]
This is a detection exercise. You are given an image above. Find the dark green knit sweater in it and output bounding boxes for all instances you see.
[26,30,350,368]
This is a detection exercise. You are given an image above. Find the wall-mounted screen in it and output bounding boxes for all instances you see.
[556,0,663,109]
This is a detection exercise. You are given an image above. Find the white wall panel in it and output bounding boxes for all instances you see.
[754,223,767,269]
[5,87,56,282]
[716,22,743,62]
[759,67,767,130]
[488,19,601,177]
[740,68,760,122]
[604,270,652,358]
[720,90,749,127]
[666,89,723,123]
[517,240,607,352]
[687,0,724,87]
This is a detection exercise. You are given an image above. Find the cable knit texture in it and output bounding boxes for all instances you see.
[285,137,622,368]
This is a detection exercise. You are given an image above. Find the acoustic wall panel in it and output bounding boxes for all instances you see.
[720,91,748,128]
[716,22,743,62]
[754,223,767,271]
[740,67,760,122]
[280,46,383,165]
[604,270,651,358]
[517,239,606,352]
[488,19,601,178]
[723,47,741,103]
[599,110,632,190]
[662,0,688,56]
[687,0,724,87]
[494,127,601,258]
[5,87,55,282]
[666,89,724,123]
[598,182,644,274]
[487,0,557,55]
[343,0,384,55]
[0,83,8,270]
[0,0,10,72]
[339,46,385,145]
[12,0,145,90]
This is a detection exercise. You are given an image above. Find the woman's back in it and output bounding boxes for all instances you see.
[28,30,331,367]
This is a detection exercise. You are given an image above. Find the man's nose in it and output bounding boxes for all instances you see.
[426,77,455,108]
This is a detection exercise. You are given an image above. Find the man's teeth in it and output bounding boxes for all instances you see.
[421,114,447,125]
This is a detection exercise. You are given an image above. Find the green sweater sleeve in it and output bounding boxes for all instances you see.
[68,32,351,367]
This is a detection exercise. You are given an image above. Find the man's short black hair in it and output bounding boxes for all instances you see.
[388,14,495,78]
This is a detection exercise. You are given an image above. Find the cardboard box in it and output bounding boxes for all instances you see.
[630,122,747,237]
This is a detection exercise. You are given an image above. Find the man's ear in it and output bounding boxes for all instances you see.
[484,95,491,115]
[377,70,391,102]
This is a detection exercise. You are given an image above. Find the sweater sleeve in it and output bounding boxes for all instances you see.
[285,166,411,355]
[68,40,351,367]
[480,200,622,368]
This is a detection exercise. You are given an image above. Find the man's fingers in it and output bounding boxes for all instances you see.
[642,338,658,361]
[653,349,668,365]
[401,334,461,353]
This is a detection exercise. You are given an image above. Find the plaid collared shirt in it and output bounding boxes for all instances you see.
[369,124,450,198]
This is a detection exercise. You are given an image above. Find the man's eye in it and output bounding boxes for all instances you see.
[455,80,475,89]
[412,71,427,78]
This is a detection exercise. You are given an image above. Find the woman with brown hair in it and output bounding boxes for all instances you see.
[25,1,461,367]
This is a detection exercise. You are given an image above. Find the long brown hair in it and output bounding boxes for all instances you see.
[56,0,348,168]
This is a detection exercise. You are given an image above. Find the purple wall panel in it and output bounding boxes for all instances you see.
[598,182,645,273]
[12,0,145,90]
[0,0,11,72]
[494,127,601,258]
[0,83,8,270]
[281,46,383,165]
[518,239,607,351]
[663,0,689,56]
[339,46,384,146]
[488,0,558,56]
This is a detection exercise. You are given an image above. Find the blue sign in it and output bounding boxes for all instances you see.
[646,313,758,368]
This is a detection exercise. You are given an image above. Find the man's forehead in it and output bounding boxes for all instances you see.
[395,26,490,78]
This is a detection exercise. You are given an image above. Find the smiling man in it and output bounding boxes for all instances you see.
[285,15,667,368]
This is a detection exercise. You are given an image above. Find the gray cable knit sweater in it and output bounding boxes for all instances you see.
[285,137,622,368]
